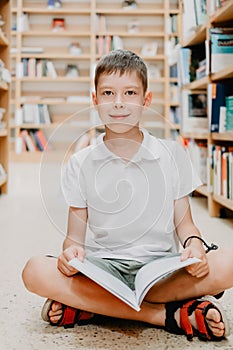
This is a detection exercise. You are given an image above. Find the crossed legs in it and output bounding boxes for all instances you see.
[22,248,233,337]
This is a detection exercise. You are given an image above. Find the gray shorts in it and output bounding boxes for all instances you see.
[86,254,180,290]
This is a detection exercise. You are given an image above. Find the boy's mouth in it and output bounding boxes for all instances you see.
[109,114,130,120]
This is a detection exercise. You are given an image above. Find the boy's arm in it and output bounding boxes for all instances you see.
[58,206,88,276]
[174,196,209,278]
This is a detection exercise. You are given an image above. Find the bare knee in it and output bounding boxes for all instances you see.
[22,256,44,293]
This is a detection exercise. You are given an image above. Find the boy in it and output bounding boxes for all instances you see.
[22,49,233,341]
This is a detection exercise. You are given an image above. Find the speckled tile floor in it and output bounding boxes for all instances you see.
[0,162,233,350]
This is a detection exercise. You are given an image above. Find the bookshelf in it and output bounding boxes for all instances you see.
[0,0,10,194]
[179,0,233,217]
[10,0,181,161]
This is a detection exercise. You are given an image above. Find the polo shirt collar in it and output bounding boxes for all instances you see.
[91,128,160,162]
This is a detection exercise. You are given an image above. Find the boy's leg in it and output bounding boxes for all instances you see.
[22,247,233,338]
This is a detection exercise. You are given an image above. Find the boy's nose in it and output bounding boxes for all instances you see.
[113,95,124,109]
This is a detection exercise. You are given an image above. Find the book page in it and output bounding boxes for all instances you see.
[68,258,140,311]
[135,256,200,306]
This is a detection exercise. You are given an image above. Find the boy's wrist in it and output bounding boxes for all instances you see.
[183,235,218,253]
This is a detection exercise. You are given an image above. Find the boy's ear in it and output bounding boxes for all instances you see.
[92,91,98,107]
[143,91,152,108]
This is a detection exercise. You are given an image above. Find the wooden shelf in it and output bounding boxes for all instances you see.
[0,176,7,188]
[211,65,233,81]
[97,31,165,37]
[183,24,206,47]
[19,77,90,83]
[96,10,165,15]
[211,132,233,141]
[23,2,91,13]
[12,53,91,60]
[22,31,91,37]
[195,185,208,197]
[213,194,233,212]
[15,99,91,106]
[210,0,233,24]
[0,129,8,137]
[0,32,9,46]
[181,132,208,140]
[184,76,210,90]
[0,81,8,91]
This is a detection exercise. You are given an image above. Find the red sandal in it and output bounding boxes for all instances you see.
[41,298,95,329]
[165,295,230,341]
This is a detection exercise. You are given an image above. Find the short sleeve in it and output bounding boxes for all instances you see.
[172,142,202,200]
[61,154,87,208]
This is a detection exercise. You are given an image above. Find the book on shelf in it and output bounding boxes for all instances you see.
[169,106,180,125]
[19,129,48,153]
[68,255,200,311]
[34,130,49,151]
[185,139,207,184]
[182,0,197,42]
[52,18,65,32]
[210,28,233,73]
[194,0,207,26]
[69,42,82,56]
[21,47,44,54]
[122,0,138,10]
[208,83,232,133]
[177,47,191,85]
[20,130,38,152]
[181,90,208,133]
[94,14,107,33]
[208,83,226,133]
[47,0,62,9]
[65,64,79,78]
[226,96,233,132]
[46,60,57,78]
[166,14,178,35]
[207,144,233,199]
[22,104,51,125]
[17,13,29,32]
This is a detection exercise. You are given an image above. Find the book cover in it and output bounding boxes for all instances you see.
[181,90,208,133]
[194,0,207,26]
[208,83,226,133]
[35,130,49,151]
[211,31,233,73]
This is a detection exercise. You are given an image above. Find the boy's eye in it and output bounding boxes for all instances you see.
[126,90,136,96]
[103,90,113,96]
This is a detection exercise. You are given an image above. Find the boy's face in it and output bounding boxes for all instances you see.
[92,71,152,134]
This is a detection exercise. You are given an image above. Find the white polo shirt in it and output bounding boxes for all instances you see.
[62,129,202,263]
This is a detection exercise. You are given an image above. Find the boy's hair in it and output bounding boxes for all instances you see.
[94,49,148,94]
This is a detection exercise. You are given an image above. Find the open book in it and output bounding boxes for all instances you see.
[68,255,200,311]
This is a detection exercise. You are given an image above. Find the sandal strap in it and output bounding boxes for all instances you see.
[180,300,196,341]
[165,300,187,335]
[77,310,95,325]
[194,301,212,340]
[59,306,78,328]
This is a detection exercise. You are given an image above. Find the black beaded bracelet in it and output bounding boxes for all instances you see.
[183,235,218,253]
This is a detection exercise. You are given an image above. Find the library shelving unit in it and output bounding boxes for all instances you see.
[0,0,10,194]
[10,0,180,161]
[179,0,233,217]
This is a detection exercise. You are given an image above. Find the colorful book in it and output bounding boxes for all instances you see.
[208,83,226,133]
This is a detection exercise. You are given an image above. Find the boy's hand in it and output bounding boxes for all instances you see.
[57,245,85,276]
[181,244,209,278]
